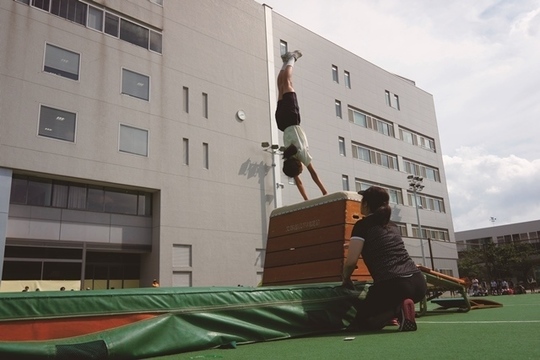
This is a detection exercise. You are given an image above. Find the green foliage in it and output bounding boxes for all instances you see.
[458,242,535,281]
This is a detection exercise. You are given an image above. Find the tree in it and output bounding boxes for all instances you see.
[457,247,486,279]
[458,241,536,281]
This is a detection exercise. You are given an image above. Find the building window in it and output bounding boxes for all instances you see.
[419,136,436,151]
[50,0,87,25]
[202,93,209,118]
[38,105,76,142]
[203,142,209,169]
[342,175,349,191]
[119,124,148,156]
[412,225,449,242]
[344,71,351,88]
[374,118,392,136]
[31,0,49,11]
[183,87,189,113]
[104,12,119,37]
[352,143,398,170]
[9,177,28,204]
[10,174,152,215]
[335,100,342,118]
[338,137,346,156]
[2,246,146,286]
[172,245,192,267]
[332,65,339,83]
[87,6,103,31]
[182,138,189,165]
[399,127,436,152]
[352,144,371,163]
[355,179,403,205]
[44,43,80,80]
[351,110,367,127]
[385,90,400,110]
[403,159,440,182]
[149,30,162,53]
[396,223,408,237]
[120,18,149,49]
[86,187,141,215]
[348,107,394,137]
[400,128,415,145]
[172,244,192,286]
[280,40,288,57]
[122,68,149,101]
[18,0,163,54]
[27,177,53,206]
[51,181,69,208]
[407,192,445,213]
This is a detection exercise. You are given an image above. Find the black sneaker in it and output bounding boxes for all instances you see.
[398,299,417,332]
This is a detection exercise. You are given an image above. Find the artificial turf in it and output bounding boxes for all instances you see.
[147,293,540,360]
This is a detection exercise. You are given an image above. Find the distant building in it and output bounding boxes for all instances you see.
[0,0,458,289]
[455,220,540,278]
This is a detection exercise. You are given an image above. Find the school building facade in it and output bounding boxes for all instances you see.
[0,0,458,291]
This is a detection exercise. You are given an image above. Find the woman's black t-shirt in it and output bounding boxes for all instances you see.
[351,214,419,283]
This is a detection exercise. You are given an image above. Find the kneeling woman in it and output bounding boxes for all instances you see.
[342,186,427,331]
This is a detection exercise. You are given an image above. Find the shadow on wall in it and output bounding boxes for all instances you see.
[238,158,273,245]
[238,158,273,202]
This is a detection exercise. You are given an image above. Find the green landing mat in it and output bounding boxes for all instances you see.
[0,283,368,359]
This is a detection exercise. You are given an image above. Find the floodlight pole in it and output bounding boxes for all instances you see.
[408,175,426,266]
[262,143,284,208]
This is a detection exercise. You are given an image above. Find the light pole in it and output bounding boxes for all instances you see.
[262,142,285,208]
[408,174,426,266]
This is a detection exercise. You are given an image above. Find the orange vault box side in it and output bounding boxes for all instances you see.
[262,191,371,286]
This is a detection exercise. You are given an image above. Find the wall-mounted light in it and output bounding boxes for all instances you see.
[261,142,284,155]
[236,110,246,121]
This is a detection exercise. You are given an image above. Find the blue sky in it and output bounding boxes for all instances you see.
[258,0,540,231]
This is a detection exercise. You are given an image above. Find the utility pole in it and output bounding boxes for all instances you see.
[408,174,426,266]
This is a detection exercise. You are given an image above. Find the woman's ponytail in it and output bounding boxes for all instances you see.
[373,203,391,226]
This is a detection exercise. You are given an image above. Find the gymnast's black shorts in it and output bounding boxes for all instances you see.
[275,92,301,132]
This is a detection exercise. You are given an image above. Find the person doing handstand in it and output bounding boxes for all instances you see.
[275,50,327,200]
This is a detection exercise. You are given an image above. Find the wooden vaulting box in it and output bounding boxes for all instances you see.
[262,192,372,286]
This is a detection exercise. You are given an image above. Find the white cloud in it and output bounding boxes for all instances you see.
[443,147,540,231]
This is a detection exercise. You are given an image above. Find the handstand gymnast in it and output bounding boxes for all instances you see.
[275,50,327,200]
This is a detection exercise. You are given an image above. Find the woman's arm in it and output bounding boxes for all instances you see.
[342,239,364,287]
[307,163,328,196]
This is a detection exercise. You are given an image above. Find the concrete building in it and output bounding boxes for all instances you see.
[0,0,458,291]
[455,220,540,279]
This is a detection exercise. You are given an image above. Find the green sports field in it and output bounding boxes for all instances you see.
[149,294,540,360]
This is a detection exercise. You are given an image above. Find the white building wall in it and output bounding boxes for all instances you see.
[0,0,459,286]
